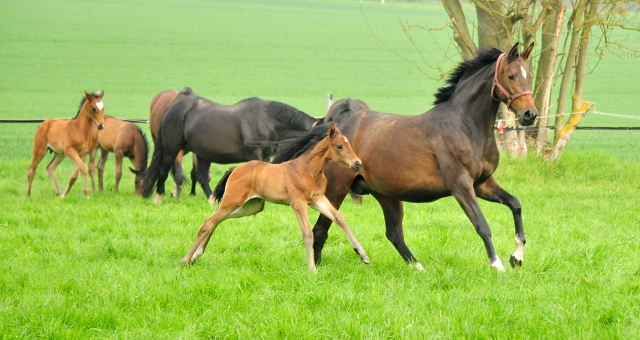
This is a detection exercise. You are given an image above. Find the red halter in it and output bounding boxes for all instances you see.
[491,53,532,109]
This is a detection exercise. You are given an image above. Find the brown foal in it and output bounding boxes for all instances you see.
[180,123,369,271]
[27,91,106,198]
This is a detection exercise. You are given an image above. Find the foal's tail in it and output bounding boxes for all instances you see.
[213,167,236,204]
[141,127,165,198]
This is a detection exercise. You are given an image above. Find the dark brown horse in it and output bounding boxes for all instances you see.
[91,115,149,196]
[142,96,320,204]
[27,91,106,198]
[149,87,198,195]
[312,43,537,272]
[181,123,368,271]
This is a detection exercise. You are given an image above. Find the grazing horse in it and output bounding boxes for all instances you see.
[149,87,199,196]
[91,115,149,196]
[180,123,368,271]
[27,91,106,198]
[142,96,319,203]
[312,43,538,272]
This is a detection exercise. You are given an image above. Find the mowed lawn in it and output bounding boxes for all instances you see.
[1,0,640,338]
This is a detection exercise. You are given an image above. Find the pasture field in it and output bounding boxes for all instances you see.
[1,0,640,338]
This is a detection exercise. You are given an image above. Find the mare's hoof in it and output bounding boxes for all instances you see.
[490,258,506,272]
[509,254,523,268]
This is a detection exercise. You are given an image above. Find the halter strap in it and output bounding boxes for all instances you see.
[491,53,532,109]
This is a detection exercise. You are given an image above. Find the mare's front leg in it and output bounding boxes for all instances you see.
[448,175,504,271]
[292,199,317,272]
[372,193,423,270]
[310,196,369,264]
[475,176,526,268]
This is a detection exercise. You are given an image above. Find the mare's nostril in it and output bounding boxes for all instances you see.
[523,111,531,120]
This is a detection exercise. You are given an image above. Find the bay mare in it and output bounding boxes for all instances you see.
[312,43,538,272]
[142,96,320,203]
[149,87,199,196]
[181,123,368,271]
[27,91,106,198]
[91,115,149,196]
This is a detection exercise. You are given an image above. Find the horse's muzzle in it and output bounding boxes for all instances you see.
[519,109,538,126]
[352,161,362,172]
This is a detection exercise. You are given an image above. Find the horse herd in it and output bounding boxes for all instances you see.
[26,43,538,272]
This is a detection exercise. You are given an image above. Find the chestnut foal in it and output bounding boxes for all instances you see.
[181,123,369,271]
[27,91,106,198]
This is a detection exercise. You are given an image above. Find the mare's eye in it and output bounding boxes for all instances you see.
[337,145,343,150]
[508,74,516,81]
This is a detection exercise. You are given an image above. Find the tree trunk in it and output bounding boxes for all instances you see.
[442,0,477,60]
[473,0,511,49]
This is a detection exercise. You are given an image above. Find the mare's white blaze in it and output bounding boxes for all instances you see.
[491,257,505,272]
[520,66,527,80]
[96,101,104,110]
[513,236,525,262]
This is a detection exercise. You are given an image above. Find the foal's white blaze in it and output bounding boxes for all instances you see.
[96,101,104,110]
[520,66,527,80]
[343,136,348,143]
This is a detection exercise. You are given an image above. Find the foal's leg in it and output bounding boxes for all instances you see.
[97,148,109,192]
[46,153,66,196]
[27,144,49,197]
[113,150,124,193]
[310,196,369,264]
[449,176,504,272]
[475,176,525,268]
[88,146,97,193]
[291,199,317,272]
[372,193,423,270]
[63,153,89,199]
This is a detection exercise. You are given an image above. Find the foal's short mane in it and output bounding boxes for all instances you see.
[433,48,507,105]
[265,101,317,130]
[75,93,101,118]
[272,123,331,164]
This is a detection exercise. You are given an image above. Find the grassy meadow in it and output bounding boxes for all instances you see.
[1,0,640,338]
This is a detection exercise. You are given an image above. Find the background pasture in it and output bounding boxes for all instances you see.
[1,0,639,338]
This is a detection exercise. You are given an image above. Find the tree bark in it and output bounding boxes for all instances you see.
[473,0,512,49]
[442,0,477,60]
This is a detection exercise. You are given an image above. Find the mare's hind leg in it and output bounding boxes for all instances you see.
[189,155,198,196]
[181,197,265,266]
[310,195,369,264]
[195,155,214,203]
[372,193,423,270]
[170,150,185,198]
[46,153,66,196]
[475,176,525,268]
[449,176,504,272]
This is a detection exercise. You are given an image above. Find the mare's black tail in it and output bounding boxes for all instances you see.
[213,167,236,204]
[141,127,165,198]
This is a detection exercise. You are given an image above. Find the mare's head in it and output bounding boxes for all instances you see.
[83,91,106,130]
[323,98,369,126]
[493,42,538,126]
[326,123,362,172]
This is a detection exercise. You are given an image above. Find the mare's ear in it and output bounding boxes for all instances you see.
[84,91,92,101]
[508,42,520,60]
[97,91,104,99]
[328,123,336,139]
[521,42,534,61]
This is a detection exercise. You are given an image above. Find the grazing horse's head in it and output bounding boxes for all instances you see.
[493,42,538,126]
[84,91,106,130]
[326,123,361,172]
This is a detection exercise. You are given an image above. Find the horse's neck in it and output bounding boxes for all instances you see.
[133,134,147,171]
[295,140,330,178]
[72,108,94,134]
[449,66,501,135]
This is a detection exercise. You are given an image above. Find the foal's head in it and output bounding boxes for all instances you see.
[83,91,106,130]
[494,42,538,126]
[326,123,362,172]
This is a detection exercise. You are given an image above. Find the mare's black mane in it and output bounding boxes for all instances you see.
[265,101,317,131]
[433,48,504,105]
[271,123,331,164]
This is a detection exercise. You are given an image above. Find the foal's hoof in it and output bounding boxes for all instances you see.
[509,253,523,268]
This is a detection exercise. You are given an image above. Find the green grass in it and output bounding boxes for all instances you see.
[2,0,640,338]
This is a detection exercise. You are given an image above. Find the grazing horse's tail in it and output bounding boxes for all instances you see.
[213,167,236,204]
[141,127,165,198]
